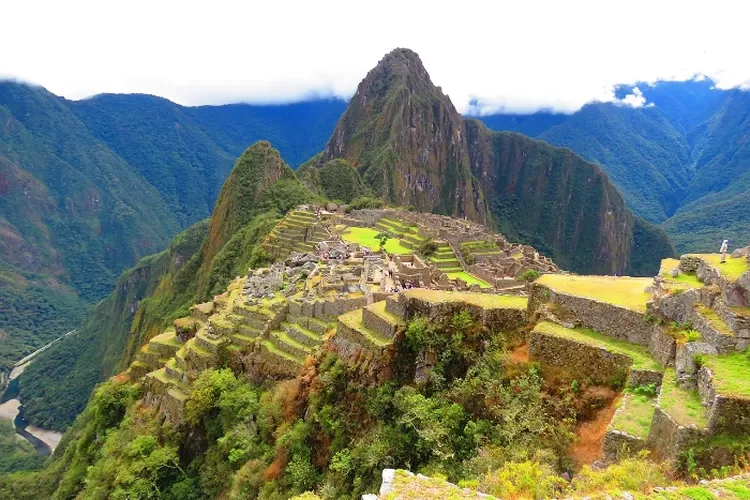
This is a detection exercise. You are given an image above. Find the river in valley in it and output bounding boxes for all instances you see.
[1,356,65,456]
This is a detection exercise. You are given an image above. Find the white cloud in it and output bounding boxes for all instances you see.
[0,0,748,114]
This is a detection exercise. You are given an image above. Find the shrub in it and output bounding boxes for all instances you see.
[417,239,438,258]
[345,197,383,212]
[571,453,669,495]
[519,270,541,282]
[480,460,568,499]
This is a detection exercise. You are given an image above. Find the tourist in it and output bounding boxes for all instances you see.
[720,240,729,263]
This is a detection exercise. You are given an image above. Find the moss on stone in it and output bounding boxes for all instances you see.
[150,329,180,347]
[534,321,661,371]
[536,274,652,312]
[659,368,709,428]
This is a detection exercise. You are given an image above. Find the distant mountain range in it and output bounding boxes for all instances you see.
[476,79,750,253]
[0,82,345,370]
[2,55,748,373]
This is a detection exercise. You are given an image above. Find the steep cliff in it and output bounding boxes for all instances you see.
[315,48,673,274]
[464,121,674,275]
[321,48,488,222]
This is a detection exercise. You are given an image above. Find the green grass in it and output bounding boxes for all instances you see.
[611,394,656,439]
[536,274,652,312]
[702,350,750,397]
[534,321,662,371]
[445,271,491,288]
[696,304,734,336]
[150,329,180,347]
[338,309,392,347]
[688,254,750,280]
[367,301,405,326]
[261,339,303,364]
[660,258,704,289]
[402,289,527,310]
[340,227,412,254]
[659,368,709,428]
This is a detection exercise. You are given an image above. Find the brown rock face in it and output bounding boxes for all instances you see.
[322,48,488,223]
[318,48,673,275]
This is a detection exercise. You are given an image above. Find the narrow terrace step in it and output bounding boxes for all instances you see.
[362,301,405,339]
[261,339,304,366]
[295,315,331,335]
[231,333,258,348]
[281,321,321,347]
[337,309,393,350]
[175,348,188,371]
[658,368,709,430]
[432,260,461,270]
[270,330,312,359]
[195,331,226,354]
[184,337,214,359]
[237,324,262,338]
[207,316,236,337]
[165,358,184,381]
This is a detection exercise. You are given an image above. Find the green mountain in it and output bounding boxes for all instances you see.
[310,48,672,275]
[0,83,343,372]
[17,142,315,430]
[479,80,750,253]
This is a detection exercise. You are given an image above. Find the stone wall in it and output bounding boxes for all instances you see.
[399,294,527,333]
[603,429,647,463]
[709,395,750,436]
[628,369,664,388]
[680,255,750,308]
[529,283,675,366]
[529,331,632,387]
[647,407,707,460]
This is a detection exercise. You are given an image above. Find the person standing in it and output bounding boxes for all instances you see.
[720,240,729,263]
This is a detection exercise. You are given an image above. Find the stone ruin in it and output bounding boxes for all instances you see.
[243,255,318,301]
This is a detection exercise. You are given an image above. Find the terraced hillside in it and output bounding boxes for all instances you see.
[262,209,330,258]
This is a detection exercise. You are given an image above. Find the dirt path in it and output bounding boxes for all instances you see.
[569,394,621,468]
[508,343,529,363]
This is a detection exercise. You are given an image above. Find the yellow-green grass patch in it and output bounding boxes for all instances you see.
[367,301,405,326]
[150,329,180,347]
[696,304,734,336]
[660,258,703,289]
[702,350,750,397]
[611,394,656,438]
[687,254,750,281]
[446,271,491,288]
[340,227,413,255]
[338,309,391,347]
[659,368,709,428]
[402,289,527,310]
[536,274,652,312]
[534,321,662,371]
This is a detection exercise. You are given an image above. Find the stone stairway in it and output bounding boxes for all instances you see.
[263,210,326,258]
[428,243,462,272]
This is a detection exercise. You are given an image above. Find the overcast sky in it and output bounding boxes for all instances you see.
[2,0,747,114]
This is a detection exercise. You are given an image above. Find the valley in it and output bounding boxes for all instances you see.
[1,44,749,500]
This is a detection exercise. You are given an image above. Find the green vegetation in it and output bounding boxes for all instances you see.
[0,420,47,474]
[519,269,542,283]
[402,289,527,310]
[660,258,704,290]
[464,121,673,277]
[695,305,734,336]
[689,254,750,280]
[534,321,662,371]
[445,272,491,288]
[340,227,412,254]
[611,394,656,438]
[536,274,653,312]
[659,369,709,428]
[297,159,366,203]
[344,196,384,212]
[2,313,581,500]
[701,350,750,397]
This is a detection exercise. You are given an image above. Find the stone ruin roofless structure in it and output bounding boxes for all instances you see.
[124,205,750,471]
[340,208,558,290]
